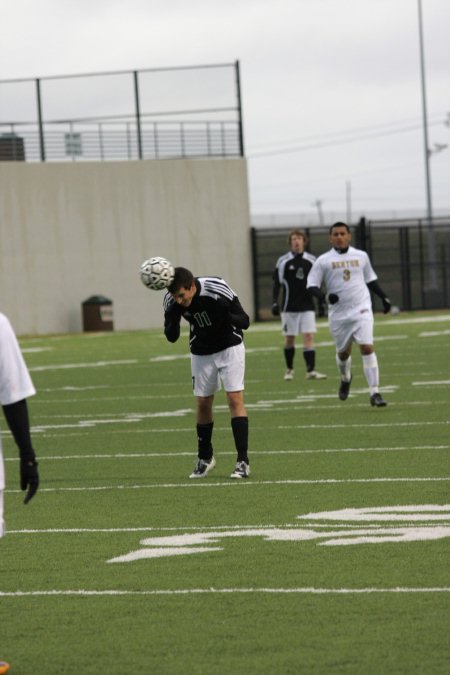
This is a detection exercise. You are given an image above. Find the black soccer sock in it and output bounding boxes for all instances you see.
[231,416,249,464]
[196,422,214,461]
[303,349,315,373]
[284,347,295,370]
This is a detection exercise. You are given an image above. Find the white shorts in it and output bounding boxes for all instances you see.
[329,312,374,352]
[0,490,3,538]
[0,452,4,538]
[191,343,245,397]
[281,311,316,336]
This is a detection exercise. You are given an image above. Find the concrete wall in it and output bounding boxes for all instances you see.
[0,158,253,335]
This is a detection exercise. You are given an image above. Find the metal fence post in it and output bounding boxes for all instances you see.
[250,227,260,321]
[235,60,245,157]
[133,70,143,159]
[36,78,46,161]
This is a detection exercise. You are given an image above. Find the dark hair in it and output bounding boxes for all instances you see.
[167,267,194,293]
[288,229,308,246]
[329,221,350,234]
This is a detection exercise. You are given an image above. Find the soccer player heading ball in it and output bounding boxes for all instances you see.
[307,222,392,407]
[163,267,251,479]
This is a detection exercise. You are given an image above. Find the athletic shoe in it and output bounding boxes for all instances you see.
[284,369,294,380]
[0,663,10,674]
[306,370,327,380]
[189,457,216,478]
[338,375,352,401]
[230,461,250,479]
[370,393,387,407]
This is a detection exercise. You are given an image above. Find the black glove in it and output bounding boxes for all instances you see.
[328,293,339,304]
[271,302,280,317]
[20,459,39,504]
[382,297,392,314]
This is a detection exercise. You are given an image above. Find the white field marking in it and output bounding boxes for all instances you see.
[298,505,450,522]
[278,420,450,430]
[247,341,410,351]
[11,402,448,425]
[25,399,447,418]
[149,337,407,362]
[108,527,450,562]
[27,409,194,432]
[107,505,450,561]
[24,389,403,407]
[60,385,110,391]
[149,353,191,362]
[25,393,403,412]
[5,476,450,496]
[33,394,195,405]
[1,587,449,597]
[4,444,449,463]
[22,417,450,436]
[9,521,450,535]
[248,314,450,333]
[22,347,52,353]
[413,380,450,386]
[253,387,398,406]
[7,524,282,534]
[29,359,138,372]
[249,322,330,333]
[110,527,450,563]
[150,348,282,362]
[419,329,450,337]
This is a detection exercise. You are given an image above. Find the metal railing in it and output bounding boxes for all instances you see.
[0,62,244,162]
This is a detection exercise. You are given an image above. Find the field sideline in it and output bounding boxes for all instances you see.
[1,310,449,674]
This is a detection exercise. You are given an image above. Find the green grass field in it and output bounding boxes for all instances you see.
[1,311,449,674]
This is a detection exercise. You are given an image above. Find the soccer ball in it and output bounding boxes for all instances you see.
[140,257,175,291]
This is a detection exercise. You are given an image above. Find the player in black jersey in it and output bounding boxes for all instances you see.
[164,267,251,479]
[272,229,326,381]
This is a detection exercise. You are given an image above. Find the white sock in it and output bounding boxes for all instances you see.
[362,352,379,395]
[336,354,352,382]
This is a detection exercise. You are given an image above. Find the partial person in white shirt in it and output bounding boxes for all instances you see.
[0,312,39,538]
[0,312,39,675]
[307,222,392,407]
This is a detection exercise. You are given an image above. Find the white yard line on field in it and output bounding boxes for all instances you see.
[249,314,450,333]
[413,379,450,386]
[9,415,448,437]
[0,587,449,597]
[4,444,449,463]
[30,359,138,372]
[5,476,450,496]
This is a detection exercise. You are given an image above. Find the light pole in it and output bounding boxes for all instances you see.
[418,0,439,296]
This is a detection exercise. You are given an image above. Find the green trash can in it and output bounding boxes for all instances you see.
[82,295,114,332]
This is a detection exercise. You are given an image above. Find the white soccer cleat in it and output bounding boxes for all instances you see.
[284,369,294,380]
[230,461,250,479]
[189,457,216,478]
[306,370,327,380]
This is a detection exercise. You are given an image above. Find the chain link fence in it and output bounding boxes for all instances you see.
[251,217,450,319]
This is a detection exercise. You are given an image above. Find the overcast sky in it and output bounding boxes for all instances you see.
[1,0,449,222]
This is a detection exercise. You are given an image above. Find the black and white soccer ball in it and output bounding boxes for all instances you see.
[140,257,175,291]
